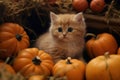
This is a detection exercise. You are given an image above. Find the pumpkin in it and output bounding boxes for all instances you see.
[86,52,120,80]
[13,48,54,77]
[0,61,16,74]
[72,0,88,12]
[86,33,118,59]
[28,75,46,80]
[0,23,30,59]
[52,57,86,80]
[117,47,120,54]
[90,0,105,12]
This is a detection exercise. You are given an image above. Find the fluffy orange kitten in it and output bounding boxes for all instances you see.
[35,12,86,63]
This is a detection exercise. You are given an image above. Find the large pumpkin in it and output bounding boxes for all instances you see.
[0,23,30,59]
[86,52,120,80]
[86,33,118,59]
[13,48,54,77]
[52,57,86,80]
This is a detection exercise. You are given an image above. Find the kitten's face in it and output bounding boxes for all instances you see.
[50,12,86,42]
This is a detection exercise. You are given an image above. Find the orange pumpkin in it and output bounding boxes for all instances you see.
[86,33,118,59]
[72,0,88,12]
[52,57,86,80]
[90,0,105,12]
[28,75,46,80]
[13,48,54,77]
[86,52,120,80]
[117,47,120,54]
[0,61,16,74]
[0,23,30,59]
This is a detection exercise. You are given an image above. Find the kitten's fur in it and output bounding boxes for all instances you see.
[35,12,86,63]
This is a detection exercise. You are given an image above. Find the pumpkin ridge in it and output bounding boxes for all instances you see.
[13,58,32,71]
[34,66,44,75]
[0,37,14,44]
[19,48,37,58]
[17,50,33,58]
[10,39,18,56]
[14,38,19,55]
[0,35,14,43]
[19,63,33,74]
[40,60,54,71]
[22,35,30,43]
[54,65,67,77]
[24,64,36,76]
[0,25,15,34]
[15,39,21,54]
[104,53,113,80]
[108,70,113,80]
[0,32,14,41]
[39,52,53,60]
[40,63,51,76]
[86,39,95,58]
[0,39,16,58]
[14,24,24,33]
[22,38,30,46]
[40,61,51,75]
[93,40,106,56]
[100,37,113,54]
[97,40,107,55]
[90,46,95,58]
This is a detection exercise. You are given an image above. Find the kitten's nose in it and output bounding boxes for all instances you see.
[63,32,66,35]
[63,32,67,37]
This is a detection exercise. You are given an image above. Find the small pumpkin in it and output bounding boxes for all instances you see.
[52,57,86,80]
[0,23,30,59]
[117,47,120,54]
[86,52,120,80]
[86,33,118,59]
[0,61,16,74]
[72,0,88,12]
[90,0,105,12]
[28,75,46,80]
[13,48,54,77]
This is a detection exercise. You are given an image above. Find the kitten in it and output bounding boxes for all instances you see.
[35,12,86,63]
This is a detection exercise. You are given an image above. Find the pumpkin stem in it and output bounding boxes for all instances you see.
[85,33,101,40]
[5,57,11,64]
[16,34,22,41]
[85,33,96,38]
[32,56,41,65]
[66,57,72,64]
[104,52,110,59]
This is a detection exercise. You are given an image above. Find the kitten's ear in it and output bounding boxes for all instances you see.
[74,12,85,22]
[50,12,58,23]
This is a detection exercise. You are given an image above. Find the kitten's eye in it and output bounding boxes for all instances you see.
[68,27,73,32]
[58,27,62,32]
